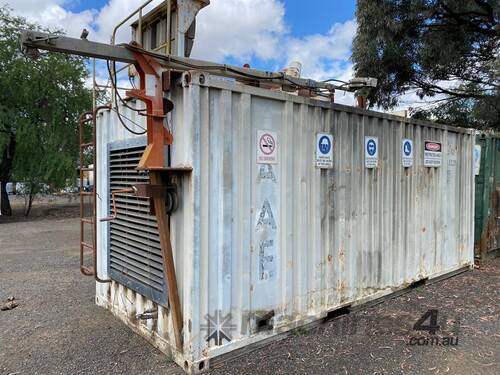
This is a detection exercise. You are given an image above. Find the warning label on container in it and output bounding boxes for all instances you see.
[402,139,413,168]
[365,136,378,168]
[424,141,442,167]
[316,133,333,168]
[257,130,278,164]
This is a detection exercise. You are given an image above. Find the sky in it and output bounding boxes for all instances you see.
[3,0,397,107]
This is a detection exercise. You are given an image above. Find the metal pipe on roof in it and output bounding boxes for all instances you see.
[20,31,349,94]
[111,0,153,45]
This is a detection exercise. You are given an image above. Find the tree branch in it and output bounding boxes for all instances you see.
[473,0,496,24]
[411,79,490,99]
[435,0,497,36]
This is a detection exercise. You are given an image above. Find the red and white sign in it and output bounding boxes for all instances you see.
[424,141,442,167]
[257,130,278,164]
[425,142,441,152]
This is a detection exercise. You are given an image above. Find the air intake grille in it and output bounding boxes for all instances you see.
[108,144,167,305]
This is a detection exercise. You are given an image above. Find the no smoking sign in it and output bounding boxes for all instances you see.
[257,130,278,164]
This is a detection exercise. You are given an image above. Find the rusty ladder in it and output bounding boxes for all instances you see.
[78,107,111,283]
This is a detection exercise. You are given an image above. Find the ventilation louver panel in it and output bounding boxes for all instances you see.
[108,145,167,305]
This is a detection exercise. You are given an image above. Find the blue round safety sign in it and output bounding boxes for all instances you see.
[319,136,331,154]
[403,140,412,156]
[367,139,377,156]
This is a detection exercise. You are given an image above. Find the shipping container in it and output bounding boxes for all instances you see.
[474,134,500,260]
[94,72,474,372]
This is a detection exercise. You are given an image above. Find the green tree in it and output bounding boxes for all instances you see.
[0,7,92,216]
[352,0,499,129]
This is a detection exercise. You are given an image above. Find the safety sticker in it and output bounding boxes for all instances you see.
[402,139,413,168]
[316,133,333,168]
[257,130,278,164]
[424,141,442,167]
[365,136,378,168]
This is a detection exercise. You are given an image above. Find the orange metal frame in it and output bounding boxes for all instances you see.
[126,51,173,170]
[100,187,137,222]
[126,52,183,351]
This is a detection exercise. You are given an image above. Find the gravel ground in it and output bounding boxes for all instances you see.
[212,261,499,375]
[0,205,499,375]
[0,210,181,375]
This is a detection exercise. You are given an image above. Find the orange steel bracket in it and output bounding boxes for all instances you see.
[126,51,173,170]
[126,49,184,352]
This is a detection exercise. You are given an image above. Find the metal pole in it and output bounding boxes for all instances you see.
[111,0,153,45]
[110,0,152,107]
[92,105,112,283]
[166,0,171,54]
[138,8,143,45]
[79,111,94,277]
[92,58,96,110]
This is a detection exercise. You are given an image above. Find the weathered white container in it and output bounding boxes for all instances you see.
[95,72,474,373]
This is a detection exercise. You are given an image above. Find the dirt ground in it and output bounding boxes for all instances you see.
[0,202,499,375]
[0,195,81,223]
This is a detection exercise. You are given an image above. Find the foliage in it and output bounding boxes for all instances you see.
[0,6,92,215]
[352,0,499,129]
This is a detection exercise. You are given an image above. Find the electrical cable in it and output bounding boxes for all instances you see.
[107,60,147,114]
[114,44,352,113]
[121,43,339,94]
[323,78,348,85]
[106,60,147,135]
[129,75,136,89]
[284,77,323,92]
[95,96,147,133]
[113,96,147,135]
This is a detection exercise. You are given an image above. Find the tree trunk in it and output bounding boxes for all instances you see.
[24,193,34,216]
[0,180,11,216]
[24,183,35,217]
[0,134,16,216]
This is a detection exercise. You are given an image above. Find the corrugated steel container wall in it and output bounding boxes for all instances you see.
[95,72,475,371]
[474,135,500,256]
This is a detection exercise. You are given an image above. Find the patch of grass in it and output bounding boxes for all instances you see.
[291,326,308,336]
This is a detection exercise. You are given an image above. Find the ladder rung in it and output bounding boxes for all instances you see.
[80,191,93,196]
[80,142,93,148]
[81,241,94,249]
[81,167,93,171]
[81,265,95,276]
[81,218,93,224]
